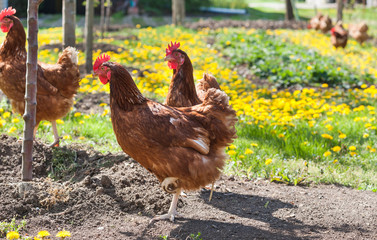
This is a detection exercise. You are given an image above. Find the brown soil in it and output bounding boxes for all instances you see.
[1,132,376,240]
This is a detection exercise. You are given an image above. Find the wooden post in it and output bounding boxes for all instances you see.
[285,0,295,21]
[172,0,185,26]
[100,0,105,39]
[63,0,76,48]
[22,0,43,181]
[105,0,111,32]
[337,0,344,22]
[84,0,94,73]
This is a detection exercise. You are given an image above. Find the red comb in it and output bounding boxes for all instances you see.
[93,54,111,71]
[165,41,180,56]
[0,7,16,21]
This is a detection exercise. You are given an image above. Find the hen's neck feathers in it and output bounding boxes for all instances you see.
[0,16,26,61]
[109,62,146,111]
[167,52,201,106]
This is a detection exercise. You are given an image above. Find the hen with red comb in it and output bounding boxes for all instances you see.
[93,54,111,72]
[165,41,180,56]
[0,7,16,21]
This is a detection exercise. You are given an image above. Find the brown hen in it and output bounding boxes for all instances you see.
[0,7,80,146]
[93,54,237,222]
[349,22,369,45]
[330,22,348,49]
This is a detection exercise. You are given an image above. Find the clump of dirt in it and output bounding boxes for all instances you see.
[186,19,308,30]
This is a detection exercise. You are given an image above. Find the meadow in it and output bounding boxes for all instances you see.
[1,24,376,194]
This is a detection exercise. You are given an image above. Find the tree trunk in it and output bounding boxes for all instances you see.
[84,0,94,73]
[100,0,105,39]
[285,0,294,21]
[337,0,344,22]
[63,0,76,48]
[105,0,111,32]
[22,0,43,181]
[172,0,185,26]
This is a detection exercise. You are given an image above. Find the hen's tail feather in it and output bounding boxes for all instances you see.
[196,73,221,101]
[58,47,78,65]
[200,88,237,147]
[52,47,80,98]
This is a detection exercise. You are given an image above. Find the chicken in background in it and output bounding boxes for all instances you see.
[308,13,323,30]
[349,22,369,45]
[0,7,80,147]
[93,54,237,221]
[164,41,221,105]
[164,42,224,200]
[319,15,333,33]
[330,22,348,49]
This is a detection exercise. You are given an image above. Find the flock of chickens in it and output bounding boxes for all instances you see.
[309,13,369,48]
[1,5,371,222]
[0,7,237,221]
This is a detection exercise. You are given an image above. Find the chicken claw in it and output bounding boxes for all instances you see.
[151,189,182,222]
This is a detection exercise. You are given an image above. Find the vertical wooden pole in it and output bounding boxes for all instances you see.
[63,0,76,48]
[172,0,185,26]
[337,0,344,22]
[105,0,111,32]
[85,0,94,73]
[100,0,105,39]
[22,0,43,181]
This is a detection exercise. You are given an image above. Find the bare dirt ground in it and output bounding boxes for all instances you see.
[1,133,376,240]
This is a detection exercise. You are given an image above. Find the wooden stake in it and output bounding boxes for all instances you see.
[22,0,43,181]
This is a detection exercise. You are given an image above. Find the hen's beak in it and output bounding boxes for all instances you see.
[164,55,175,61]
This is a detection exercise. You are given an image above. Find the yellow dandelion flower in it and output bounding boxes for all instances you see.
[331,146,341,152]
[74,112,81,117]
[307,66,313,70]
[339,134,346,139]
[239,155,245,159]
[227,150,237,155]
[278,133,285,138]
[6,231,20,239]
[245,148,254,154]
[349,151,357,156]
[333,159,338,164]
[0,107,3,112]
[321,83,328,88]
[229,144,236,149]
[12,118,20,123]
[136,24,141,29]
[349,146,356,151]
[63,135,71,140]
[363,133,369,138]
[323,151,331,157]
[56,230,71,239]
[37,230,50,238]
[265,158,272,165]
[99,103,107,107]
[321,134,333,140]
[3,111,11,118]
[79,136,85,140]
[370,148,376,153]
[56,119,64,124]
[84,115,90,119]
[8,127,17,134]
[250,143,258,147]
[361,84,367,89]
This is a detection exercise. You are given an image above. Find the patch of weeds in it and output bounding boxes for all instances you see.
[187,232,202,240]
[0,218,26,238]
[159,235,168,240]
[49,148,78,180]
[270,165,309,186]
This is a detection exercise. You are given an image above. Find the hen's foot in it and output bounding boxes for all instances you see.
[151,211,182,222]
[47,138,60,148]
